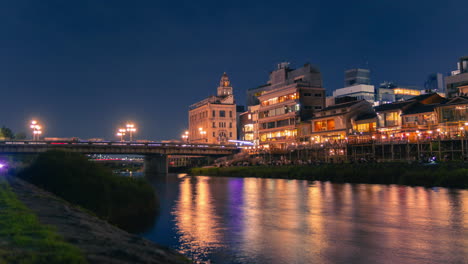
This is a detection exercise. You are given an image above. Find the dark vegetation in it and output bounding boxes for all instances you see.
[190,163,468,189]
[0,180,86,263]
[17,151,158,232]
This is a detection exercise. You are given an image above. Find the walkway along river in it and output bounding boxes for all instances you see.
[140,174,468,264]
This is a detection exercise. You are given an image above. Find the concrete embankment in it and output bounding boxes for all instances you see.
[7,177,189,264]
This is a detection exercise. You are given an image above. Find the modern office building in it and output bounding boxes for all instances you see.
[256,62,325,150]
[188,73,237,144]
[333,84,376,104]
[344,68,371,87]
[446,56,468,98]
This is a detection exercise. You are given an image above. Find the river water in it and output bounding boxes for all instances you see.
[140,175,468,264]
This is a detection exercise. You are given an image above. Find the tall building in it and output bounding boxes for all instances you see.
[424,73,445,94]
[344,68,370,87]
[246,62,323,106]
[256,62,325,149]
[446,56,468,98]
[333,84,376,104]
[188,73,237,144]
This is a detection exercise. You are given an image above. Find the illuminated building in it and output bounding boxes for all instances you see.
[239,105,260,145]
[188,73,237,144]
[446,56,468,98]
[375,93,445,136]
[309,100,374,143]
[434,96,468,136]
[333,84,376,104]
[257,62,325,150]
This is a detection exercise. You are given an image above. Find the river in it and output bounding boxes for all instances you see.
[140,174,468,264]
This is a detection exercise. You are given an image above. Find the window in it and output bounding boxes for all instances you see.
[229,122,232,128]
[212,110,215,117]
[212,122,216,128]
[304,106,312,110]
[304,93,312,96]
[314,119,335,131]
[229,111,233,117]
[385,112,399,127]
[229,132,232,138]
[220,110,226,117]
[314,106,322,110]
[315,93,322,97]
[213,132,216,137]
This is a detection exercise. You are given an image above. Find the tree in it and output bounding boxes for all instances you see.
[14,132,27,140]
[0,126,14,139]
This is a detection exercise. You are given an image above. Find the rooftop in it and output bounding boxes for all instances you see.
[320,100,364,112]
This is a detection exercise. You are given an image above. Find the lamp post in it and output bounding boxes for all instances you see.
[117,128,126,141]
[30,120,42,141]
[460,126,464,158]
[198,127,207,143]
[126,123,136,141]
[181,130,189,143]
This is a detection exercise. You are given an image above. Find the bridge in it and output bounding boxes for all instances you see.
[0,140,238,174]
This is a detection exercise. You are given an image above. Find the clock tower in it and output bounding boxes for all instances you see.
[217,72,233,97]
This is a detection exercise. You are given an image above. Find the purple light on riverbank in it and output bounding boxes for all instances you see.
[0,163,6,169]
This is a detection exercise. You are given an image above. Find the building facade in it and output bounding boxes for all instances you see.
[344,68,370,87]
[256,63,325,150]
[446,56,468,98]
[188,73,237,144]
[332,84,376,104]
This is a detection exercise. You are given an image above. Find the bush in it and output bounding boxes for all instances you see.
[17,150,158,232]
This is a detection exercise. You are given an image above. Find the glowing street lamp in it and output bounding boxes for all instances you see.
[30,120,42,141]
[199,127,207,142]
[116,128,126,141]
[126,123,137,141]
[181,130,189,143]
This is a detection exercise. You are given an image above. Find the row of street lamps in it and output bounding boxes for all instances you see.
[30,120,42,140]
[181,128,208,143]
[115,123,137,141]
[27,119,138,141]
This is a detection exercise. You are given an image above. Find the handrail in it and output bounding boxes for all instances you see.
[0,140,238,149]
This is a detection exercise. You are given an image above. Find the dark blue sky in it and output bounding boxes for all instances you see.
[1,0,467,140]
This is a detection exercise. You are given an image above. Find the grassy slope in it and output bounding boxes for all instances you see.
[0,179,87,264]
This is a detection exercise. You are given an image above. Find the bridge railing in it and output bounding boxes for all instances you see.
[0,140,238,150]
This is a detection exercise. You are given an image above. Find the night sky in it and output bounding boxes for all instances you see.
[1,0,467,140]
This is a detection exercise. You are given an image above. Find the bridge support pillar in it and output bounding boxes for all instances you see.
[144,154,168,175]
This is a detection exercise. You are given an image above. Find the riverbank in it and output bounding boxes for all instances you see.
[16,150,158,232]
[190,163,468,188]
[0,177,86,263]
[6,176,189,264]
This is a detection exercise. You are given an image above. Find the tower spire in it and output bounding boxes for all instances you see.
[217,72,233,97]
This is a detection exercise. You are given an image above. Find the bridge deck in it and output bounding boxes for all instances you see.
[0,141,238,156]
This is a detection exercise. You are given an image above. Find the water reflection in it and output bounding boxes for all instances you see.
[142,175,468,264]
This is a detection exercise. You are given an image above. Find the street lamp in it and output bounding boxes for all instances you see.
[30,120,42,141]
[116,128,126,141]
[181,130,189,143]
[199,127,207,142]
[126,123,137,141]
